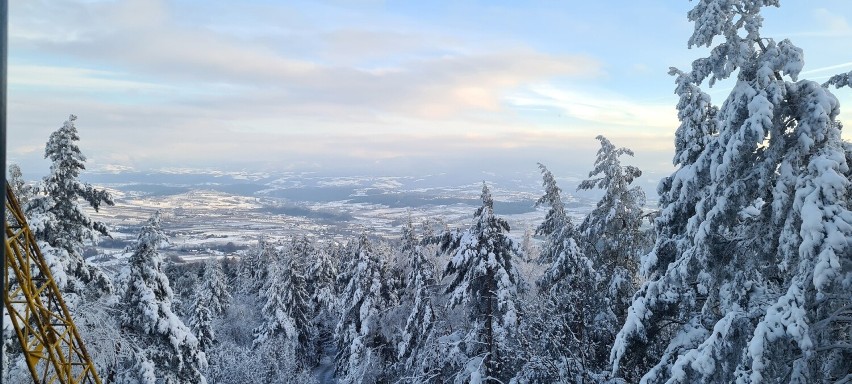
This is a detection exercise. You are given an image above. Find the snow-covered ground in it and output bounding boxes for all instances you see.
[85,172,601,262]
[312,339,338,384]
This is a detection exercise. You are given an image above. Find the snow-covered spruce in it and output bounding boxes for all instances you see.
[190,258,231,352]
[191,301,215,353]
[120,213,207,384]
[197,257,232,317]
[25,115,115,296]
[253,238,315,366]
[334,234,395,384]
[441,184,523,383]
[513,164,611,383]
[577,136,647,340]
[238,237,277,294]
[396,219,438,379]
[307,240,339,323]
[534,163,572,265]
[824,70,852,89]
[533,163,592,293]
[610,2,852,382]
[7,163,33,209]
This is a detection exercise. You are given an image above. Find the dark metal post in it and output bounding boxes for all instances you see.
[1,0,8,376]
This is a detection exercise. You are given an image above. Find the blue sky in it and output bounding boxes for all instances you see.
[7,0,852,183]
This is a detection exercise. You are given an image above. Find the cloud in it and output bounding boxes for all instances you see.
[812,8,852,36]
[8,85,673,174]
[8,0,677,178]
[11,0,601,120]
[9,65,167,91]
[319,29,441,63]
[507,84,678,129]
[778,8,852,38]
[800,61,852,76]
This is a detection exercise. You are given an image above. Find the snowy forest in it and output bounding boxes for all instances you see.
[4,1,852,383]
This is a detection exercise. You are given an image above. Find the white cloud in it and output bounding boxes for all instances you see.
[812,8,852,36]
[507,84,677,129]
[8,0,679,177]
[800,61,852,76]
[9,65,167,91]
[10,0,602,120]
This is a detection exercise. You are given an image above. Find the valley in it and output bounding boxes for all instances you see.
[83,169,599,264]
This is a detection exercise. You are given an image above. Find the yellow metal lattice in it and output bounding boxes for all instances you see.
[4,185,101,384]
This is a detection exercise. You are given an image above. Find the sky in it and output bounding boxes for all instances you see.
[7,0,852,184]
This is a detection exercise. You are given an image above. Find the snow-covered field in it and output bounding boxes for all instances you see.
[84,171,600,263]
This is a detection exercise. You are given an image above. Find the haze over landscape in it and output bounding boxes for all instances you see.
[7,0,852,183]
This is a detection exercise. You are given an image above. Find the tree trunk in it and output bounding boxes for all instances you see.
[484,266,496,381]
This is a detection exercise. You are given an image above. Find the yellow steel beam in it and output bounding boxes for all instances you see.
[4,185,102,384]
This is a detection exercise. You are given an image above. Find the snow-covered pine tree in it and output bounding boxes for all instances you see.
[7,164,33,209]
[25,115,114,295]
[577,136,645,324]
[191,300,215,352]
[378,238,406,314]
[611,2,852,382]
[305,240,340,370]
[196,257,231,317]
[441,183,522,383]
[577,136,646,246]
[824,71,852,89]
[288,235,314,261]
[515,270,607,383]
[253,244,314,366]
[308,241,339,318]
[189,258,229,354]
[521,224,538,262]
[121,212,207,384]
[207,336,317,384]
[334,234,393,384]
[238,237,276,293]
[642,67,718,281]
[396,219,438,378]
[514,164,611,383]
[534,163,575,266]
[335,238,361,291]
